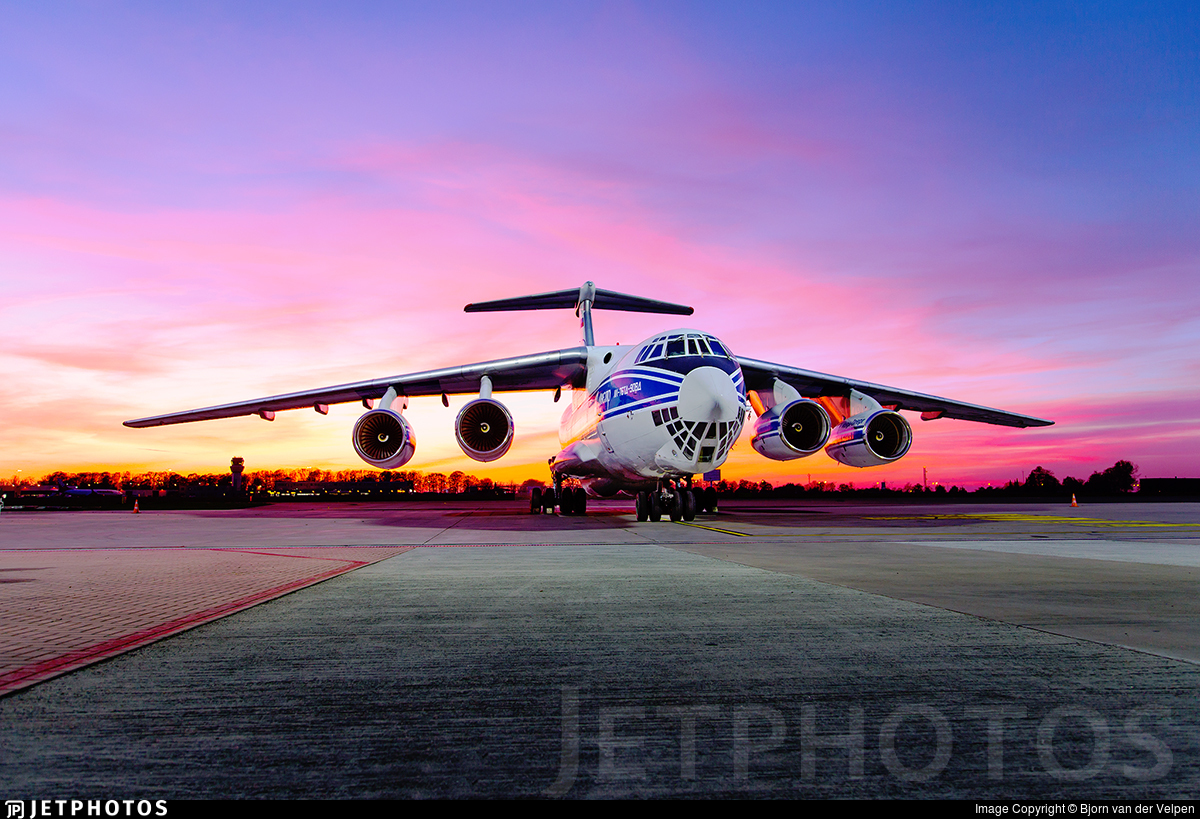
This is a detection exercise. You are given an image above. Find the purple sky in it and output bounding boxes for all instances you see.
[1,3,1197,487]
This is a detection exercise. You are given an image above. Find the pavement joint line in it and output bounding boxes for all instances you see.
[211,548,372,563]
[413,541,764,547]
[418,543,656,548]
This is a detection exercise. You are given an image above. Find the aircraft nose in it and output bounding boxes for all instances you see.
[677,366,741,422]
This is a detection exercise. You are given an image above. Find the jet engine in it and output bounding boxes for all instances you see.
[825,409,912,468]
[352,409,416,469]
[750,399,831,461]
[455,398,514,462]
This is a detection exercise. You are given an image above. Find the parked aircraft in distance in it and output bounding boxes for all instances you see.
[126,282,1052,521]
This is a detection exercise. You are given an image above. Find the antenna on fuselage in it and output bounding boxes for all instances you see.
[464,282,693,346]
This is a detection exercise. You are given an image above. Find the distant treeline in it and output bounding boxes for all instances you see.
[1001,461,1139,497]
[713,461,1145,499]
[2,460,1181,502]
[11,468,511,495]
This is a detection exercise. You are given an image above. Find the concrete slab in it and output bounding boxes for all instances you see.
[0,545,411,695]
[0,500,1197,798]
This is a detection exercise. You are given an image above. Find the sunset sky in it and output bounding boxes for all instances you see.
[2,3,1197,489]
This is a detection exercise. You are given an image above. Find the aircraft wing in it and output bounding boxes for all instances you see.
[124,347,589,428]
[736,356,1053,428]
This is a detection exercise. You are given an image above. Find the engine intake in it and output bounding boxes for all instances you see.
[825,409,912,468]
[455,398,514,462]
[750,399,831,461]
[352,409,416,469]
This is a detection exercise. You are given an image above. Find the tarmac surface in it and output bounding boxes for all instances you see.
[0,499,1197,798]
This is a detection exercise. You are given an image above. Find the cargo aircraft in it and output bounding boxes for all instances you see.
[126,282,1052,521]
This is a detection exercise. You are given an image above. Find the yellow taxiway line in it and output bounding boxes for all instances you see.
[674,521,751,537]
[865,513,1200,528]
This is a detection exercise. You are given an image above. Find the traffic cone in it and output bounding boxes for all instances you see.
[133,499,140,514]
[1070,494,1078,508]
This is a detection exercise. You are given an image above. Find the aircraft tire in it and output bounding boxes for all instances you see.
[566,487,582,515]
[559,487,573,515]
[576,491,587,516]
[543,491,556,514]
[649,492,663,522]
[683,489,697,521]
[668,491,683,522]
[635,491,649,521]
[530,488,542,514]
[705,486,718,514]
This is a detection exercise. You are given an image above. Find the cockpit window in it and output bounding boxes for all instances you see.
[637,333,731,363]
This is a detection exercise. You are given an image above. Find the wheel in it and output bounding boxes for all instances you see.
[576,490,587,516]
[560,487,574,515]
[649,491,663,522]
[683,489,697,521]
[668,490,682,522]
[543,490,557,514]
[635,491,648,521]
[530,487,542,514]
[704,486,718,514]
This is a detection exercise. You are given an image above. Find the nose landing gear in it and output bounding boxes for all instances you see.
[637,480,702,523]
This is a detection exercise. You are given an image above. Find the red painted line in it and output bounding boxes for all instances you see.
[0,547,413,696]
[0,545,411,555]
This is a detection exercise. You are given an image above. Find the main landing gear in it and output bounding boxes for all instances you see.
[634,481,718,522]
[529,485,589,516]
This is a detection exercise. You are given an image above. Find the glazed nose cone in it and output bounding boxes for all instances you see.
[678,366,740,422]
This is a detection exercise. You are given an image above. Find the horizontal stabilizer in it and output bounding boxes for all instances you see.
[593,290,694,315]
[465,282,693,316]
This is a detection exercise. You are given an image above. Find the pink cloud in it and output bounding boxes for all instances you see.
[1,115,1195,483]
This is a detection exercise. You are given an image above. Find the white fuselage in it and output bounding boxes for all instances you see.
[551,329,748,496]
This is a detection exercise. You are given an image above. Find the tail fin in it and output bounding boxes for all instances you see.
[464,282,692,345]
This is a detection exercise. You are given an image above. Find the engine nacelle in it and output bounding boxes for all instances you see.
[750,399,831,461]
[825,409,912,468]
[455,398,514,462]
[352,409,416,469]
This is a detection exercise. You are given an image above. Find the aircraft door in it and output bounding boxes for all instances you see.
[598,420,616,454]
